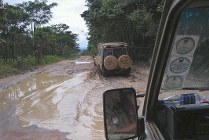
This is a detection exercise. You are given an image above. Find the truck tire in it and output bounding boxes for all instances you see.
[118,55,132,69]
[104,55,118,70]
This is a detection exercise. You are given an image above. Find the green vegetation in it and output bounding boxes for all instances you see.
[81,44,97,56]
[81,0,165,61]
[0,64,20,78]
[0,55,65,78]
[0,0,80,78]
[46,55,66,64]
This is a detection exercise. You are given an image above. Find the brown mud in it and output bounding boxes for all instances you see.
[0,56,149,140]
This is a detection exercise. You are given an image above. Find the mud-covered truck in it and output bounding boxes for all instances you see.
[94,42,132,76]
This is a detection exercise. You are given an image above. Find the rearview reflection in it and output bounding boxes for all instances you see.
[103,88,138,140]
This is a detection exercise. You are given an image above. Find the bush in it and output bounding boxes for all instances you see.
[0,55,65,78]
[0,64,19,78]
[45,55,65,64]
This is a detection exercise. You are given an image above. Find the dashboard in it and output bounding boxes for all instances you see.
[157,103,209,140]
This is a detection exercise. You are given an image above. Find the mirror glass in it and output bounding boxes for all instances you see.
[103,88,138,140]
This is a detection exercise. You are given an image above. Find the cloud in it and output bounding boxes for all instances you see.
[4,0,21,5]
[47,0,88,49]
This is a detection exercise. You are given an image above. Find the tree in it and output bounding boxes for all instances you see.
[17,0,57,63]
[18,0,57,36]
[34,24,79,59]
[82,0,164,61]
[0,1,79,66]
[1,4,28,62]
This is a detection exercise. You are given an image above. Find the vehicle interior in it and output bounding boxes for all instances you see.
[102,1,209,140]
[154,4,209,140]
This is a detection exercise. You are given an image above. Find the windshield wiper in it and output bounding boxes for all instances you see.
[182,87,209,91]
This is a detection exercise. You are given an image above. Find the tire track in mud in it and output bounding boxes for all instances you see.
[69,72,105,139]
[0,56,149,140]
[71,65,149,139]
[70,70,131,139]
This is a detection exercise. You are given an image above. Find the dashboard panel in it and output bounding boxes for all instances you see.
[157,103,209,140]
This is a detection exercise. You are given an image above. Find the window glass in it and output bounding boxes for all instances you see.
[159,7,209,100]
[103,49,113,57]
[113,48,127,58]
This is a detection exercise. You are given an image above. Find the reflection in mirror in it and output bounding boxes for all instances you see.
[103,88,138,140]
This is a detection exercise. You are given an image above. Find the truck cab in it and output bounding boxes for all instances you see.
[103,0,209,139]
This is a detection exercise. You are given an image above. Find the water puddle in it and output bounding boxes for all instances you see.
[0,72,104,139]
[75,61,92,64]
[0,73,70,109]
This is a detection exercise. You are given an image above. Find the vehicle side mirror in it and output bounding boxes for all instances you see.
[103,88,138,140]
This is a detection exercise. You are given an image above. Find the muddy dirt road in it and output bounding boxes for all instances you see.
[0,56,149,140]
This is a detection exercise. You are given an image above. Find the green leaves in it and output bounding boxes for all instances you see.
[82,0,164,60]
[34,24,79,57]
[0,1,78,65]
[18,0,57,25]
[128,7,155,37]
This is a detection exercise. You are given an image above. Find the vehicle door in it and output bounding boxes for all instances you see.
[103,0,209,139]
[144,0,209,139]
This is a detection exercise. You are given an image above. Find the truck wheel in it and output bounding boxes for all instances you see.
[118,55,132,69]
[104,55,117,70]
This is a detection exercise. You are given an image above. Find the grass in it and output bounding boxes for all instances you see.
[45,55,65,64]
[0,55,65,78]
[0,64,20,78]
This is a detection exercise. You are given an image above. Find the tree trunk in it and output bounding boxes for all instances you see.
[3,43,8,64]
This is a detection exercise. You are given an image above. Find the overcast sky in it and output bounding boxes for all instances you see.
[4,0,89,50]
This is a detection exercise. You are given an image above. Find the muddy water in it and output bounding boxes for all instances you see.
[0,60,149,140]
[0,71,105,140]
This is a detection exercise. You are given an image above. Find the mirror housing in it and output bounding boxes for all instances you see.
[103,88,139,140]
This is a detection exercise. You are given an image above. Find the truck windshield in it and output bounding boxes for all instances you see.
[159,7,209,100]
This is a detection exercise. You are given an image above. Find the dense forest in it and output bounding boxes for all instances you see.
[81,0,164,61]
[0,0,79,66]
[0,0,165,77]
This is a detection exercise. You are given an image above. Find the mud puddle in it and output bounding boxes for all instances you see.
[75,62,92,64]
[0,71,105,140]
[0,56,149,140]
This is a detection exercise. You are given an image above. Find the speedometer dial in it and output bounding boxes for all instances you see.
[176,37,195,54]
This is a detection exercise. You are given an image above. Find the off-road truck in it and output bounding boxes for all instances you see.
[94,42,132,76]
